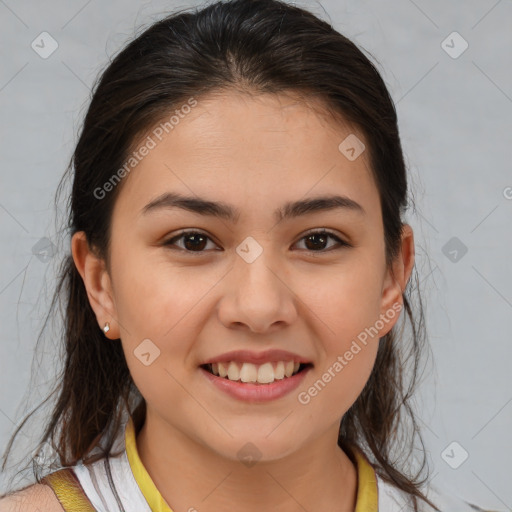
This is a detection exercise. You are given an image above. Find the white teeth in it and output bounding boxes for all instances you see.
[274,361,285,380]
[257,362,275,384]
[208,360,304,384]
[240,362,258,383]
[218,362,228,377]
[227,361,240,381]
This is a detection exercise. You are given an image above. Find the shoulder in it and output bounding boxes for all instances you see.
[0,483,64,512]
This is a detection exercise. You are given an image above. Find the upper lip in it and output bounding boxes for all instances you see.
[200,349,313,366]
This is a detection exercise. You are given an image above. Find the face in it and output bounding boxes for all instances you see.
[74,91,413,462]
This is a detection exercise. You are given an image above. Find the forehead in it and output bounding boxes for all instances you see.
[113,90,380,224]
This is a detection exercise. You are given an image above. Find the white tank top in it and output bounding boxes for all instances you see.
[49,416,491,512]
[70,448,488,511]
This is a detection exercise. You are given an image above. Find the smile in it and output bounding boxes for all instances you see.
[202,361,312,384]
[199,362,313,402]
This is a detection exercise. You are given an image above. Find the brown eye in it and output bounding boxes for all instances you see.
[294,230,349,252]
[164,231,217,252]
[163,229,350,255]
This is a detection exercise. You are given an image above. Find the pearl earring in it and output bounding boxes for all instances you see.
[103,322,110,334]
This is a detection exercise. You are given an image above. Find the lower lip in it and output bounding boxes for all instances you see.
[199,365,312,403]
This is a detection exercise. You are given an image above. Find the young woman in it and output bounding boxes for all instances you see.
[0,0,493,511]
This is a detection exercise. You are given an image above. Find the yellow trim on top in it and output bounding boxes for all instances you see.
[42,468,96,512]
[124,416,378,512]
[125,416,174,512]
[349,445,379,512]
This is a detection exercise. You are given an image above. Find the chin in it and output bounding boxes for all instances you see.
[205,434,305,465]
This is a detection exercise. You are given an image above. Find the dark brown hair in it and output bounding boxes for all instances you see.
[1,0,436,509]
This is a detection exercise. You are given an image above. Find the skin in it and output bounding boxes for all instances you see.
[72,90,415,512]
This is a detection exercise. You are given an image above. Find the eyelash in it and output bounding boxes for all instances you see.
[163,229,350,255]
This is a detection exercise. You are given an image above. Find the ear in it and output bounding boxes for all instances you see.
[378,224,415,336]
[71,231,120,339]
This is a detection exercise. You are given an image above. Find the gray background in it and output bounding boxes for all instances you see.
[1,0,511,509]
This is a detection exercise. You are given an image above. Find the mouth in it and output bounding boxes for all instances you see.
[200,361,314,385]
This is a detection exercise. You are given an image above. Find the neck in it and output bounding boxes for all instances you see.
[135,414,358,512]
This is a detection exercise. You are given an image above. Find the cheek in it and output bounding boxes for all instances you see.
[299,336,379,420]
[296,258,383,410]
[114,258,197,411]
[112,252,216,378]
[112,249,207,336]
[303,260,385,336]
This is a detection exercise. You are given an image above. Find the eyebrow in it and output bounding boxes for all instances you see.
[140,192,365,223]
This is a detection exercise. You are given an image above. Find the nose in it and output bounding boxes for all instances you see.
[217,246,298,334]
